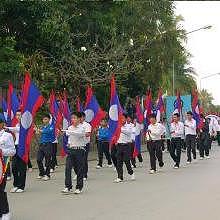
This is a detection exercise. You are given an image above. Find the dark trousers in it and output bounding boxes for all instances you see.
[97,141,112,166]
[51,143,58,170]
[199,134,210,157]
[0,177,9,217]
[185,134,196,162]
[37,143,53,177]
[147,140,164,171]
[27,157,32,169]
[170,138,182,166]
[111,144,117,168]
[83,143,90,178]
[217,131,220,146]
[130,142,143,167]
[167,139,171,152]
[65,148,86,190]
[12,153,27,190]
[116,143,133,180]
[181,139,186,150]
[5,162,11,177]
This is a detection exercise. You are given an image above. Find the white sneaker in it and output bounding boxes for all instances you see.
[83,177,87,181]
[205,156,210,159]
[131,173,136,181]
[174,165,179,169]
[74,189,82,194]
[186,161,191,164]
[10,187,18,193]
[6,177,11,181]
[61,188,73,194]
[2,212,11,220]
[139,162,143,168]
[200,157,204,160]
[16,189,24,193]
[42,176,50,181]
[149,169,156,174]
[73,175,77,181]
[28,168,33,172]
[131,165,134,168]
[113,167,117,171]
[107,164,113,168]
[36,176,43,180]
[114,178,123,183]
[50,169,54,173]
[96,165,102,169]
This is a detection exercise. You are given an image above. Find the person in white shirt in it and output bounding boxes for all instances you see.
[5,110,27,193]
[147,114,165,174]
[216,120,220,146]
[114,114,135,183]
[80,112,91,180]
[0,116,16,220]
[184,111,197,163]
[61,112,86,195]
[170,113,184,168]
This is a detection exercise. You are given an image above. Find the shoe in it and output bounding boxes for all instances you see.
[74,189,82,194]
[186,161,191,164]
[107,164,113,168]
[73,175,77,181]
[50,169,54,173]
[159,162,164,168]
[96,165,102,169]
[200,157,204,160]
[149,169,156,174]
[174,165,179,169]
[139,162,143,168]
[131,165,134,168]
[114,178,123,183]
[2,212,11,220]
[37,176,43,180]
[83,177,87,181]
[55,165,59,169]
[113,167,117,171]
[16,189,24,193]
[6,177,11,181]
[131,173,136,181]
[28,168,33,172]
[205,155,210,159]
[42,176,50,181]
[61,188,73,194]
[10,187,18,193]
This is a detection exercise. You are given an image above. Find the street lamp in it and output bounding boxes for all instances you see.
[172,24,212,95]
[200,72,220,91]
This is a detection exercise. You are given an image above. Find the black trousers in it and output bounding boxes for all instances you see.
[199,134,210,157]
[185,134,196,162]
[83,143,90,178]
[0,176,9,217]
[51,143,58,170]
[116,143,133,180]
[12,153,27,190]
[65,148,86,190]
[130,142,143,167]
[111,144,117,168]
[217,131,220,146]
[170,138,182,166]
[27,157,32,169]
[37,143,53,177]
[97,141,112,166]
[167,139,171,152]
[147,140,164,171]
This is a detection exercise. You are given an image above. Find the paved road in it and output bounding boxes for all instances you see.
[6,143,220,220]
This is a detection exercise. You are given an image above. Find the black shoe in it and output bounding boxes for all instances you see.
[159,162,164,167]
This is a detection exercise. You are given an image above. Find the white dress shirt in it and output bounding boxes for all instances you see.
[184,119,197,135]
[170,121,184,138]
[81,121,92,145]
[64,124,86,148]
[118,123,133,144]
[0,130,16,156]
[126,123,135,143]
[147,123,165,141]
[6,123,20,145]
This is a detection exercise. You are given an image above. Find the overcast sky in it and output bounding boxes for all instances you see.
[175,1,220,105]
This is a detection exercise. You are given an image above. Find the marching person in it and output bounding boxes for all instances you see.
[184,111,197,163]
[61,112,86,194]
[96,119,112,169]
[50,136,59,173]
[147,114,165,174]
[114,113,135,183]
[5,110,27,193]
[198,114,210,159]
[170,113,184,168]
[110,144,117,170]
[0,116,16,220]
[35,114,55,181]
[80,112,91,181]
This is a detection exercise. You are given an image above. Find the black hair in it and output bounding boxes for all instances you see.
[16,109,21,113]
[0,118,5,124]
[173,113,180,117]
[71,111,81,118]
[42,113,51,119]
[122,113,128,118]
[200,114,205,119]
[80,112,86,118]
[149,113,156,119]
[186,111,193,116]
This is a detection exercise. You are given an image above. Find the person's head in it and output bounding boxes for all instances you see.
[173,113,180,123]
[149,113,157,124]
[42,113,51,125]
[200,114,205,119]
[100,118,107,127]
[0,117,5,130]
[186,111,193,120]
[15,110,22,121]
[122,113,128,125]
[80,112,86,123]
[127,115,132,124]
[71,112,81,126]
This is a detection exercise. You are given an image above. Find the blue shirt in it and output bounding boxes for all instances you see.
[40,124,55,144]
[98,127,109,141]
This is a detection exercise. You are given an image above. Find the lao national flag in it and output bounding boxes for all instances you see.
[84,86,106,129]
[156,89,165,122]
[173,92,181,114]
[18,73,44,163]
[7,82,19,126]
[76,97,84,112]
[144,89,153,129]
[108,75,123,146]
[1,98,8,121]
[133,97,144,158]
[192,90,202,128]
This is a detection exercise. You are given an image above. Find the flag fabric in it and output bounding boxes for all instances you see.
[156,89,165,122]
[173,92,182,114]
[192,90,202,128]
[144,89,153,129]
[84,86,106,129]
[133,96,144,158]
[76,97,84,112]
[108,75,123,146]
[7,82,19,126]
[18,73,44,163]
[1,98,8,121]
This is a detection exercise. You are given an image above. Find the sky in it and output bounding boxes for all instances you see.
[175,1,220,105]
